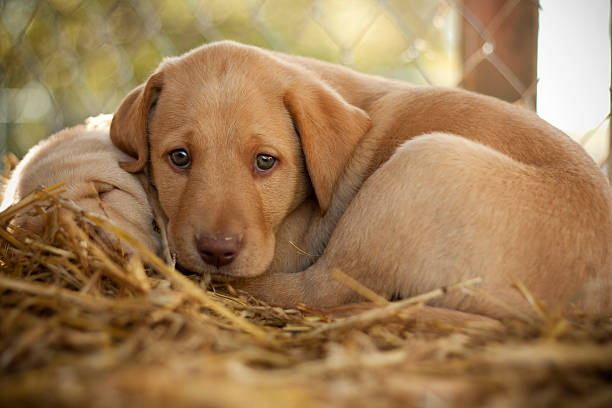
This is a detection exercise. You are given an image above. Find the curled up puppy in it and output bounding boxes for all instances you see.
[1,115,161,255]
[110,41,612,320]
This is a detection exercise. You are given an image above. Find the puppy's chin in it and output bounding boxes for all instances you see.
[184,256,274,279]
[209,273,240,283]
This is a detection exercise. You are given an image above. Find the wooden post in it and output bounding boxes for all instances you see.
[609,0,612,181]
[461,0,539,109]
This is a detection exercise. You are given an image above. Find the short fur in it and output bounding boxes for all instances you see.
[111,41,612,319]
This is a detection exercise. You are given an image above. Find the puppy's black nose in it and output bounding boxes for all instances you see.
[197,234,241,267]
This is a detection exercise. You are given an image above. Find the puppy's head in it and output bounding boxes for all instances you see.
[3,123,160,255]
[111,41,370,277]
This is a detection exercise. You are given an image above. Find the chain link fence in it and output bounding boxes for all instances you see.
[0,0,609,171]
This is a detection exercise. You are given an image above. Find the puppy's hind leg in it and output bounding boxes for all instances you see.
[283,133,529,313]
[241,133,611,319]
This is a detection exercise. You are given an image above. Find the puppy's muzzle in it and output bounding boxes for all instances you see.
[197,234,241,268]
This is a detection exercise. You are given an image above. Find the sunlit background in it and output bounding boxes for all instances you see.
[537,0,610,166]
[0,0,610,170]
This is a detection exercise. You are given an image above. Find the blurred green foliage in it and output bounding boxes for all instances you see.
[0,0,459,158]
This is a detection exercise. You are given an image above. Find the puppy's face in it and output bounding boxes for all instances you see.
[111,41,370,278]
[148,57,310,277]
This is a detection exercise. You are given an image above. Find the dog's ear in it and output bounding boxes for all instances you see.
[284,78,370,214]
[110,72,163,173]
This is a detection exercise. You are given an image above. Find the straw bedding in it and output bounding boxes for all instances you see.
[1,174,611,407]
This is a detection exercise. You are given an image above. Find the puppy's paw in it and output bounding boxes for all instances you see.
[227,272,305,308]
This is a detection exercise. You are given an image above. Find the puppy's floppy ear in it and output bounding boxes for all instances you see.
[284,77,370,214]
[110,72,164,173]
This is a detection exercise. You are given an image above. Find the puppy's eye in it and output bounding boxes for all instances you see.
[169,149,191,169]
[255,154,277,172]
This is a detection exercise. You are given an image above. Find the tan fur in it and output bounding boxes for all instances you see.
[2,115,160,255]
[111,41,612,319]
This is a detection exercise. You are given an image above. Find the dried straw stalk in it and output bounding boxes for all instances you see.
[0,187,610,408]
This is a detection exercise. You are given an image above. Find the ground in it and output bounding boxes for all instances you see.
[0,188,611,408]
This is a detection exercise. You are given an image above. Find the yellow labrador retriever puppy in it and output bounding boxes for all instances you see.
[1,115,160,255]
[110,41,612,319]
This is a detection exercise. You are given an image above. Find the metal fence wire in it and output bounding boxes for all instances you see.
[0,0,609,169]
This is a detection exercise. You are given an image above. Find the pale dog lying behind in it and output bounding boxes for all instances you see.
[1,115,160,255]
[108,41,612,320]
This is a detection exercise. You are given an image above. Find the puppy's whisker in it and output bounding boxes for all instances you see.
[288,240,321,257]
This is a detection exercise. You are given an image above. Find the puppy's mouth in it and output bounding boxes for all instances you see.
[172,261,237,286]
[207,266,259,280]
[174,258,248,281]
[209,272,241,283]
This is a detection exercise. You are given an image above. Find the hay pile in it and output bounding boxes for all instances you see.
[1,183,611,408]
